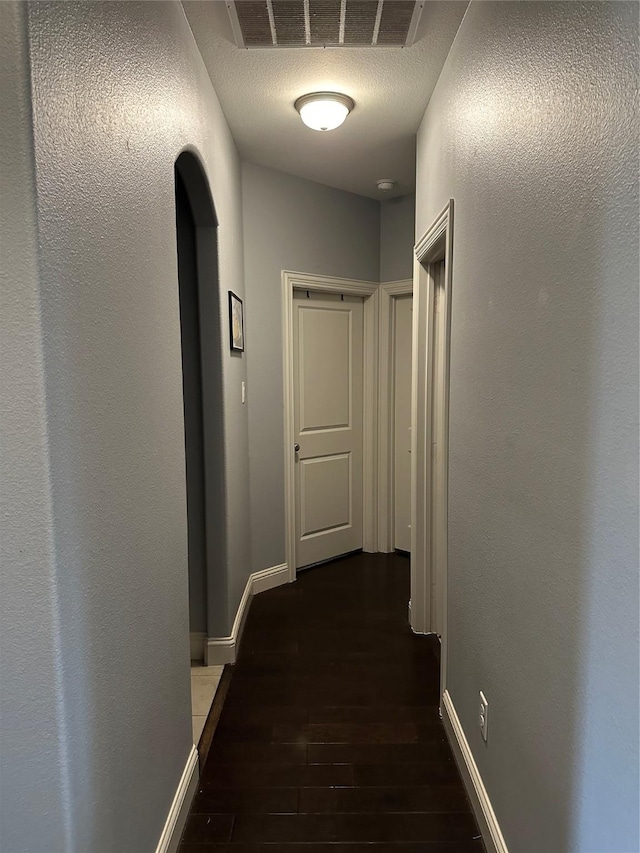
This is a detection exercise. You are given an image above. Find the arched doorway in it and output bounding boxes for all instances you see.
[174,151,227,670]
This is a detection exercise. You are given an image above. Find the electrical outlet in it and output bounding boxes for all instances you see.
[479,691,489,742]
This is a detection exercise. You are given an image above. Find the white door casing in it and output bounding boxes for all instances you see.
[282,271,379,582]
[393,295,413,552]
[376,279,413,553]
[411,200,454,704]
[293,291,364,568]
[430,262,448,636]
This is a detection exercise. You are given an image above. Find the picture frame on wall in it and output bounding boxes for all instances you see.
[229,291,244,352]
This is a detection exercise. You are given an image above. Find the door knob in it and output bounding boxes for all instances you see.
[294,443,300,452]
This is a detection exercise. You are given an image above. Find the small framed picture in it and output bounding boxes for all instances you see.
[228,291,244,352]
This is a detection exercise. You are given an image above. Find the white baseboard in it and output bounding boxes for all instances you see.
[189,632,206,661]
[442,689,509,853]
[205,563,289,666]
[155,744,199,853]
[252,562,289,595]
[204,573,251,665]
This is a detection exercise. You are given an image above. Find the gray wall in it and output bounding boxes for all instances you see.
[416,2,639,851]
[0,2,251,850]
[242,163,380,574]
[380,194,415,282]
[0,4,68,849]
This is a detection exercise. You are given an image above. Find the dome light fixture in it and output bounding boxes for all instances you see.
[294,92,355,132]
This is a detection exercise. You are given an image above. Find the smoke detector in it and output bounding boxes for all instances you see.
[376,179,395,193]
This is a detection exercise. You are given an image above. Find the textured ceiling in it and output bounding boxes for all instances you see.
[182,1,469,199]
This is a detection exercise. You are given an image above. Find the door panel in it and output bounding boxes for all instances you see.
[293,291,363,568]
[300,453,351,537]
[299,309,351,431]
[393,295,412,552]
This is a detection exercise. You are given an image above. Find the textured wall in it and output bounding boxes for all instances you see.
[380,194,415,282]
[0,4,68,850]
[416,3,639,851]
[242,163,380,574]
[1,2,250,850]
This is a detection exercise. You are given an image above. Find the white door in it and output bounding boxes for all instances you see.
[293,290,364,568]
[393,295,413,552]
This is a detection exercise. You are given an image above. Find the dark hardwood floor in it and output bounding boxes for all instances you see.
[179,551,483,851]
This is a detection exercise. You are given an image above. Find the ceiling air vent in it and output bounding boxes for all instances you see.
[227,1,424,48]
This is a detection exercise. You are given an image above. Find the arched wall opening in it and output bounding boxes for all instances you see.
[174,150,227,658]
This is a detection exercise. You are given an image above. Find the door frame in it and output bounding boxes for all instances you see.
[410,200,454,700]
[377,279,413,553]
[282,270,380,582]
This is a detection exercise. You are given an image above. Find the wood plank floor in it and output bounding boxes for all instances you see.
[179,551,483,852]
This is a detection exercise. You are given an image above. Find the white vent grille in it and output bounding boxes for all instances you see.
[227,1,424,48]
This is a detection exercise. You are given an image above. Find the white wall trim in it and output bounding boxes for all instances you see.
[282,270,380,297]
[411,200,453,703]
[205,572,253,665]
[282,270,380,581]
[189,632,206,662]
[414,203,450,261]
[362,281,380,555]
[155,744,199,853]
[442,690,509,853]
[204,563,289,665]
[380,279,414,297]
[377,279,413,553]
[251,562,289,595]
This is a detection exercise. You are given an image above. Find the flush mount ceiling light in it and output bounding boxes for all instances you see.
[294,92,355,132]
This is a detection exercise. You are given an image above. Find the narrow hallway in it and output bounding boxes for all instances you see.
[179,553,482,850]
